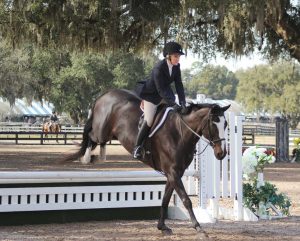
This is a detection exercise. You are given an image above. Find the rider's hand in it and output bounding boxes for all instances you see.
[179,102,188,114]
[181,105,188,115]
[171,104,182,112]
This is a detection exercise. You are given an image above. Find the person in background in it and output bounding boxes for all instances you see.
[49,111,58,128]
[133,41,187,159]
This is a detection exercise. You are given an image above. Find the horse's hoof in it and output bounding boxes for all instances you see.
[195,226,209,239]
[161,228,173,236]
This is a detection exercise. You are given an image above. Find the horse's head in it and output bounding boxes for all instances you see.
[200,104,230,160]
[184,103,230,160]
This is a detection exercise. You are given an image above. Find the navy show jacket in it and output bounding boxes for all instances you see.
[136,59,186,105]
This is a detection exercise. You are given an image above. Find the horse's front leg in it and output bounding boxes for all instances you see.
[92,143,106,163]
[169,173,208,238]
[157,181,174,235]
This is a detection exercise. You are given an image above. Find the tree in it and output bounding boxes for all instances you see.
[50,53,114,123]
[30,48,71,102]
[0,38,158,122]
[0,1,299,62]
[185,65,238,99]
[0,41,31,105]
[236,61,300,128]
[107,52,147,89]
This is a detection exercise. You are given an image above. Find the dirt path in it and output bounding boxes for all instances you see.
[0,144,300,241]
[0,144,148,171]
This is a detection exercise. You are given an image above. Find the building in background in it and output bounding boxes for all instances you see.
[0,98,54,123]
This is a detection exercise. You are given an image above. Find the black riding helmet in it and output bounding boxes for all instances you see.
[163,42,185,57]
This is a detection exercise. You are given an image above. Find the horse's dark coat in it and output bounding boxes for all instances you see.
[67,89,229,235]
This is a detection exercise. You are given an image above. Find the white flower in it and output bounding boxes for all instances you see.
[242,146,276,180]
[269,156,276,164]
[243,146,256,157]
[242,152,257,177]
[255,148,267,156]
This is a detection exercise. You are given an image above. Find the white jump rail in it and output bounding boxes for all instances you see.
[0,171,165,212]
[0,170,198,213]
[0,170,199,184]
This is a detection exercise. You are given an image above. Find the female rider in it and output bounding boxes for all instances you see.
[133,41,187,159]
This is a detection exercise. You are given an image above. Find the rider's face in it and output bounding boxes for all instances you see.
[170,54,181,65]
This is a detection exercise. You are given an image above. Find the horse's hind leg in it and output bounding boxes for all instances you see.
[80,140,92,164]
[157,181,174,235]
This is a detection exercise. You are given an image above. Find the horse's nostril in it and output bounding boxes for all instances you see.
[216,150,226,160]
[220,151,227,160]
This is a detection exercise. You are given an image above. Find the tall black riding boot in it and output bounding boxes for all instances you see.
[133,121,151,159]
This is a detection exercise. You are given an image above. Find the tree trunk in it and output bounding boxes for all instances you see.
[275,118,289,162]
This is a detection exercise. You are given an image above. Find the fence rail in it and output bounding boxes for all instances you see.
[0,131,82,145]
[0,124,299,147]
[0,131,121,145]
[1,123,299,135]
[0,125,83,133]
[243,125,300,136]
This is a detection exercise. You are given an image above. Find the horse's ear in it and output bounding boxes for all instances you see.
[211,104,230,115]
[221,105,231,112]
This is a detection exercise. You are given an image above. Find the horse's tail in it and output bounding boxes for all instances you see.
[62,114,97,162]
[82,115,98,151]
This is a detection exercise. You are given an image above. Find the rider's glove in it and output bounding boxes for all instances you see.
[180,102,188,115]
[171,104,182,112]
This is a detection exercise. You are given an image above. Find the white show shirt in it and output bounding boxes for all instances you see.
[166,60,173,76]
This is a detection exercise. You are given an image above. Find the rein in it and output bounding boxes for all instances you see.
[178,113,225,154]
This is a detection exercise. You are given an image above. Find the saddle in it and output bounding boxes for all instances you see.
[138,102,173,134]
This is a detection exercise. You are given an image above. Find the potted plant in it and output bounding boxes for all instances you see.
[291,138,300,163]
[242,146,291,218]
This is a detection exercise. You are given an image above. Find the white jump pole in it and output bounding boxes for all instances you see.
[233,115,244,220]
[229,112,236,199]
[221,124,229,198]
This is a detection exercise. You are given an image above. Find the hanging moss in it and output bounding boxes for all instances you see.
[0,0,299,61]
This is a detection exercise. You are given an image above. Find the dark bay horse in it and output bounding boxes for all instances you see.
[42,121,61,143]
[66,89,229,236]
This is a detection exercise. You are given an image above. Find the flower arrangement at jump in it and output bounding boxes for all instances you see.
[291,138,300,162]
[242,146,291,218]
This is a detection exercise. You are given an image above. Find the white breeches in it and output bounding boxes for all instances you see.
[143,100,158,127]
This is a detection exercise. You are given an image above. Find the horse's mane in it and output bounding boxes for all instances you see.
[153,102,220,116]
[183,103,220,115]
